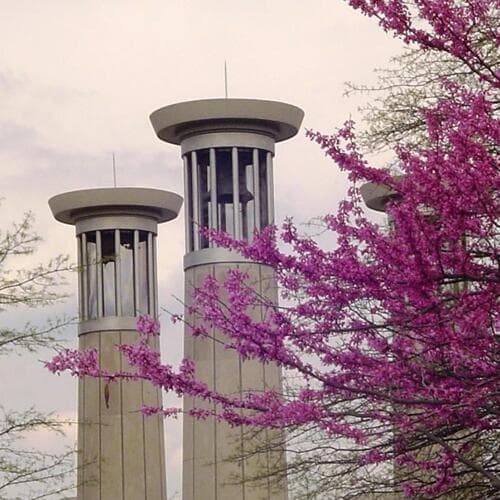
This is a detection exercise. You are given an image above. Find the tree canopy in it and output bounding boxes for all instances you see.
[1,212,74,498]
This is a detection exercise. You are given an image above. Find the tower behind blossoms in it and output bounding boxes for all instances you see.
[150,99,304,500]
[49,188,182,500]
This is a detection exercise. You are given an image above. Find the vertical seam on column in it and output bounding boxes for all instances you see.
[142,367,147,498]
[261,266,272,499]
[239,347,245,500]
[157,333,165,500]
[212,264,218,500]
[191,266,196,500]
[239,263,246,500]
[98,333,102,500]
[156,332,163,499]
[81,344,86,498]
[120,331,125,499]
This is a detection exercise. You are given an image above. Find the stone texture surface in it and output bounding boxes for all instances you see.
[77,329,167,500]
[183,262,287,500]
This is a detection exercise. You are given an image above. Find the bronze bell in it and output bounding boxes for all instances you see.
[204,167,254,205]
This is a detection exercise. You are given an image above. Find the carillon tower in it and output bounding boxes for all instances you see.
[150,99,304,500]
[49,187,182,500]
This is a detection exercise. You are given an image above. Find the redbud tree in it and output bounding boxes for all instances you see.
[48,0,499,497]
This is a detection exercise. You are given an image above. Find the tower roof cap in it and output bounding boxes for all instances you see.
[49,187,183,225]
[360,181,400,212]
[150,98,304,144]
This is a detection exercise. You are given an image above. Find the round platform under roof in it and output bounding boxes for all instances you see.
[360,182,399,212]
[49,187,183,225]
[150,98,304,145]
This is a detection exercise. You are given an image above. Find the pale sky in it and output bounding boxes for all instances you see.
[0,1,402,497]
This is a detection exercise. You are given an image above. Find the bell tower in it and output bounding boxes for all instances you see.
[150,99,304,500]
[49,187,182,499]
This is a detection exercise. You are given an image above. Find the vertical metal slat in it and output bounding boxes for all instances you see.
[210,148,217,243]
[153,235,158,318]
[266,152,274,226]
[77,235,83,320]
[183,155,192,253]
[81,233,88,320]
[147,232,155,316]
[115,229,122,316]
[232,147,240,239]
[252,148,260,234]
[96,230,103,318]
[191,151,200,251]
[133,230,140,315]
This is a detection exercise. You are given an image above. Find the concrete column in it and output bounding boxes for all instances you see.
[78,330,167,500]
[150,98,304,500]
[49,188,182,499]
[183,263,287,500]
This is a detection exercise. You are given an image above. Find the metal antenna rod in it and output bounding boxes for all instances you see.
[224,60,228,98]
[112,153,117,187]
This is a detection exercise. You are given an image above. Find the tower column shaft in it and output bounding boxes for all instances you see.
[150,98,304,500]
[49,187,182,500]
[183,263,287,500]
[77,330,167,500]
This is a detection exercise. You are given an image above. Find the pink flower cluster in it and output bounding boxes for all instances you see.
[47,1,500,496]
[46,348,101,378]
[136,315,160,336]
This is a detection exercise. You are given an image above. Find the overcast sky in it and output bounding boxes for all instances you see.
[1,1,402,497]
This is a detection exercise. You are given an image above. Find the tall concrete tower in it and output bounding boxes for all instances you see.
[49,188,182,500]
[150,99,304,500]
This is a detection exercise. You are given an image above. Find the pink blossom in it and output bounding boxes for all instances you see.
[47,1,500,496]
[136,315,160,336]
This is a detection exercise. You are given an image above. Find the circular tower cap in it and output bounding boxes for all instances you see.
[150,98,304,144]
[360,182,400,212]
[49,187,183,225]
